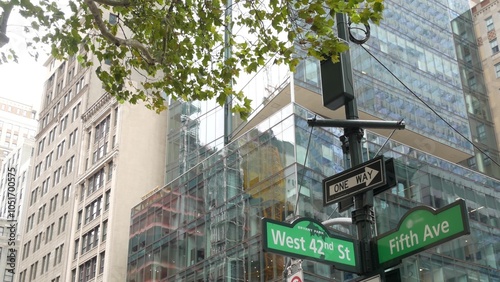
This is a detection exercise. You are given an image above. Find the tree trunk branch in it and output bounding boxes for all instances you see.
[0,1,14,47]
[84,0,157,64]
[92,0,132,7]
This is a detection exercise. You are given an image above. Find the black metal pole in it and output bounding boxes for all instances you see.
[337,13,374,275]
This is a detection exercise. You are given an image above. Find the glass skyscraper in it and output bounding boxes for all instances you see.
[127,0,500,281]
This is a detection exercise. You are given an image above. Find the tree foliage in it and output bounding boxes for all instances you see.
[0,0,384,118]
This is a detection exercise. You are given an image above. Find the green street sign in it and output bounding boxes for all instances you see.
[262,217,360,274]
[375,199,470,267]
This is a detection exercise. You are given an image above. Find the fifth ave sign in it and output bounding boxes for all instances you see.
[323,156,387,206]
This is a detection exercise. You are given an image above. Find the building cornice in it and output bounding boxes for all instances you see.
[472,0,499,18]
[81,93,116,127]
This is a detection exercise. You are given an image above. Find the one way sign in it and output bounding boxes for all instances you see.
[323,156,387,206]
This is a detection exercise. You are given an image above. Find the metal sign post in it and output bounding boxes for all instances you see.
[314,13,405,275]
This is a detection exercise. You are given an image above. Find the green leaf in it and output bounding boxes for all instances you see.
[8,0,384,119]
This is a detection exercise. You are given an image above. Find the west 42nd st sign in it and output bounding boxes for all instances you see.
[323,156,387,206]
[262,217,360,274]
[375,199,470,268]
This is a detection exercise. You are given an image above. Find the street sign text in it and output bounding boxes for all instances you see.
[375,199,470,267]
[262,217,360,273]
[324,156,386,206]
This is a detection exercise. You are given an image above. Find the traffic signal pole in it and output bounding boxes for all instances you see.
[339,13,374,273]
[308,13,405,276]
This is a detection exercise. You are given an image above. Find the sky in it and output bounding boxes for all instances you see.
[0,8,47,115]
[0,59,45,113]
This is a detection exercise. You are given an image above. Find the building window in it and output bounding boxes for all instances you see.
[46,223,54,243]
[26,214,35,232]
[33,232,42,252]
[107,161,113,180]
[63,94,69,106]
[480,150,492,166]
[490,39,499,54]
[477,123,486,141]
[60,115,68,133]
[74,239,79,259]
[99,252,105,274]
[48,128,56,144]
[114,107,118,126]
[467,156,477,169]
[38,138,45,155]
[105,190,111,211]
[49,195,58,215]
[486,16,494,31]
[72,103,81,122]
[57,140,66,159]
[62,184,71,204]
[102,220,107,242]
[54,245,60,266]
[58,213,68,234]
[95,115,110,142]
[81,226,100,254]
[42,253,50,274]
[69,129,78,148]
[45,152,53,170]
[22,241,30,260]
[29,261,38,280]
[88,168,105,195]
[495,63,500,78]
[18,269,26,282]
[109,13,118,25]
[467,75,477,90]
[80,184,85,202]
[92,142,108,164]
[79,256,97,282]
[77,211,82,229]
[84,197,102,225]
[3,269,13,281]
[37,204,46,223]
[53,166,62,186]
[65,155,75,176]
[58,244,64,265]
[42,176,50,195]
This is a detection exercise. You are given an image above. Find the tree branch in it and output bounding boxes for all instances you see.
[158,0,179,63]
[92,0,132,7]
[0,1,14,47]
[84,0,157,64]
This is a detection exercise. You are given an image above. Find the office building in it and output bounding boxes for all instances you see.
[0,97,37,166]
[471,0,500,176]
[0,140,34,282]
[16,41,168,281]
[128,0,500,281]
[0,218,15,282]
[0,140,34,223]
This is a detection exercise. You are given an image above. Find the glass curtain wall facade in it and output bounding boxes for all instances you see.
[349,0,472,151]
[451,10,500,177]
[294,0,500,177]
[128,104,500,282]
[137,0,500,281]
